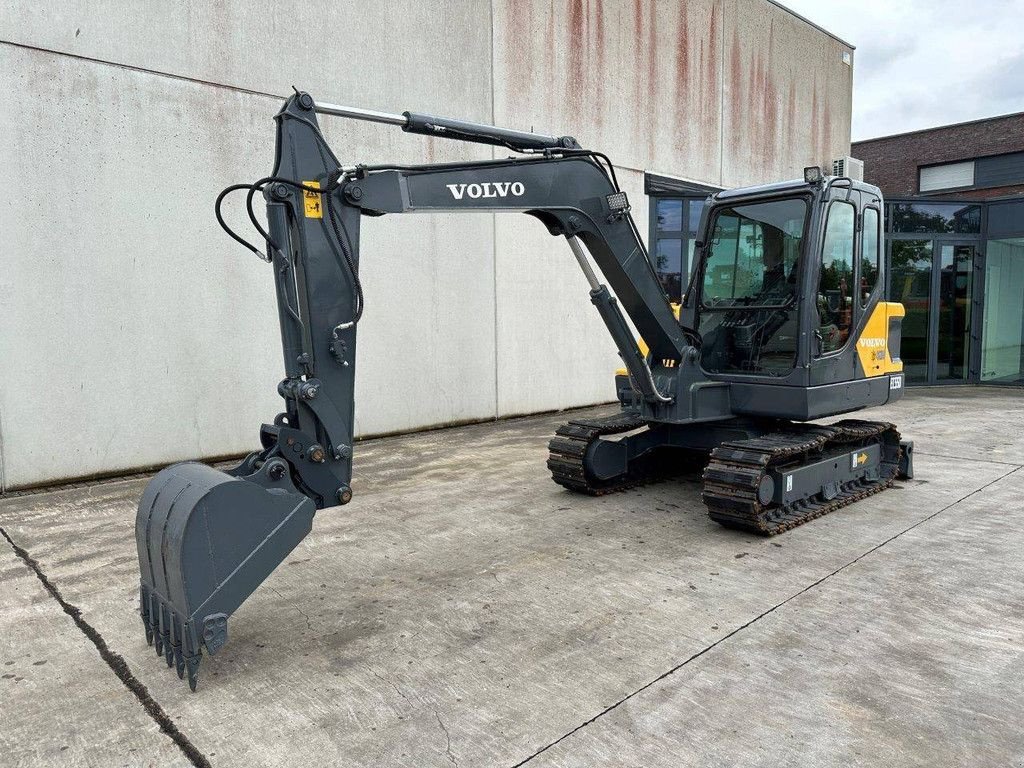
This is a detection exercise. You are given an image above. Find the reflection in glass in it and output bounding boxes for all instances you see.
[861,208,880,308]
[891,203,981,234]
[697,198,806,376]
[701,199,805,307]
[655,238,682,302]
[982,238,1024,384]
[936,245,974,381]
[656,199,683,231]
[890,240,933,382]
[687,200,705,236]
[818,202,855,352]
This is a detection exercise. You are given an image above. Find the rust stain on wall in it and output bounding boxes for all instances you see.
[810,76,821,163]
[567,0,585,117]
[727,24,743,159]
[786,80,798,160]
[592,0,606,129]
[704,1,721,170]
[672,3,691,159]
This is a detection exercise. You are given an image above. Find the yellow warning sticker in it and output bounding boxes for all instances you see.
[302,180,323,219]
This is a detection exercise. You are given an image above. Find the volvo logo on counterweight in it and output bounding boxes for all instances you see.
[446,182,526,200]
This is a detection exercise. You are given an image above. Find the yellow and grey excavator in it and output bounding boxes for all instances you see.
[135,92,913,689]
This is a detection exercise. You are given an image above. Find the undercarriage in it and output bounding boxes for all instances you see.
[548,409,910,535]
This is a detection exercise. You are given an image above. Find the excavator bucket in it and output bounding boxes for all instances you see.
[135,457,315,690]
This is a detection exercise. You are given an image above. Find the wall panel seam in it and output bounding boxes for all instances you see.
[490,0,500,420]
[0,406,6,494]
[719,0,726,186]
[0,39,283,102]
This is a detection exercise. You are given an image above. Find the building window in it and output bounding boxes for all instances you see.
[817,201,856,353]
[891,202,981,234]
[654,238,683,302]
[919,160,975,192]
[650,197,707,303]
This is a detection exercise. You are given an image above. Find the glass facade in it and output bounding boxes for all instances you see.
[884,196,1024,386]
[891,202,982,234]
[981,238,1024,383]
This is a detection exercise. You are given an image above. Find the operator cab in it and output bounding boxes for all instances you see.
[675,170,902,418]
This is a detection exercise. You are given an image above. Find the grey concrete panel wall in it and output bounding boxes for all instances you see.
[0,1,493,121]
[0,0,852,487]
[720,0,854,187]
[0,46,496,489]
[492,0,725,185]
[494,168,649,417]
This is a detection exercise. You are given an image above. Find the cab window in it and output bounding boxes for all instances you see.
[696,198,807,377]
[860,207,880,308]
[817,201,855,354]
[701,199,805,308]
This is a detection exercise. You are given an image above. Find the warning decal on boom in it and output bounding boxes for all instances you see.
[302,180,323,218]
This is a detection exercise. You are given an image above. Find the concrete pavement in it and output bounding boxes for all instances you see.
[1,387,1022,767]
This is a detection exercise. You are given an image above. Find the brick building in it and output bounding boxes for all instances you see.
[845,114,1024,387]
[852,112,1024,199]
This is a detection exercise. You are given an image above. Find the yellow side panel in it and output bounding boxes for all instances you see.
[855,301,905,377]
[615,303,680,375]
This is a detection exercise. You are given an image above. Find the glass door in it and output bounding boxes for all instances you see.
[936,244,975,382]
[888,239,977,383]
[889,240,932,382]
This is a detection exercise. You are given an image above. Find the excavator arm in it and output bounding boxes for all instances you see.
[135,92,694,689]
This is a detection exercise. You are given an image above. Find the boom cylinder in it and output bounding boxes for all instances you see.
[311,96,579,151]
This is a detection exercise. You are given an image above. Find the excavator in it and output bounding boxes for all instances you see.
[136,91,913,690]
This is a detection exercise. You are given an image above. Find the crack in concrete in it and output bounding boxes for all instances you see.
[370,665,412,707]
[509,466,1022,767]
[268,586,313,631]
[434,710,459,767]
[0,526,212,768]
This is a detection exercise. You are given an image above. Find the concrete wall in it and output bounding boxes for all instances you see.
[0,0,853,490]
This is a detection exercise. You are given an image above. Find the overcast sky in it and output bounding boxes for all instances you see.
[776,0,1024,141]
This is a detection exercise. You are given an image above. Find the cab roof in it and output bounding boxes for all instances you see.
[714,177,882,201]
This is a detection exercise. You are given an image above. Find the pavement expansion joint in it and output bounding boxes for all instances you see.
[508,464,1023,768]
[913,451,1024,468]
[0,525,212,768]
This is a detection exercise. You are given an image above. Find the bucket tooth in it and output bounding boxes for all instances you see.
[186,654,202,692]
[135,459,315,690]
[140,586,154,646]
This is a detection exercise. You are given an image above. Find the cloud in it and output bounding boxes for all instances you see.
[775,0,1024,140]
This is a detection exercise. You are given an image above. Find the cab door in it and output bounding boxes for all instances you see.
[809,186,887,385]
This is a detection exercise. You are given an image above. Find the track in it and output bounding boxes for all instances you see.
[548,411,902,536]
[702,420,903,535]
[547,411,656,495]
